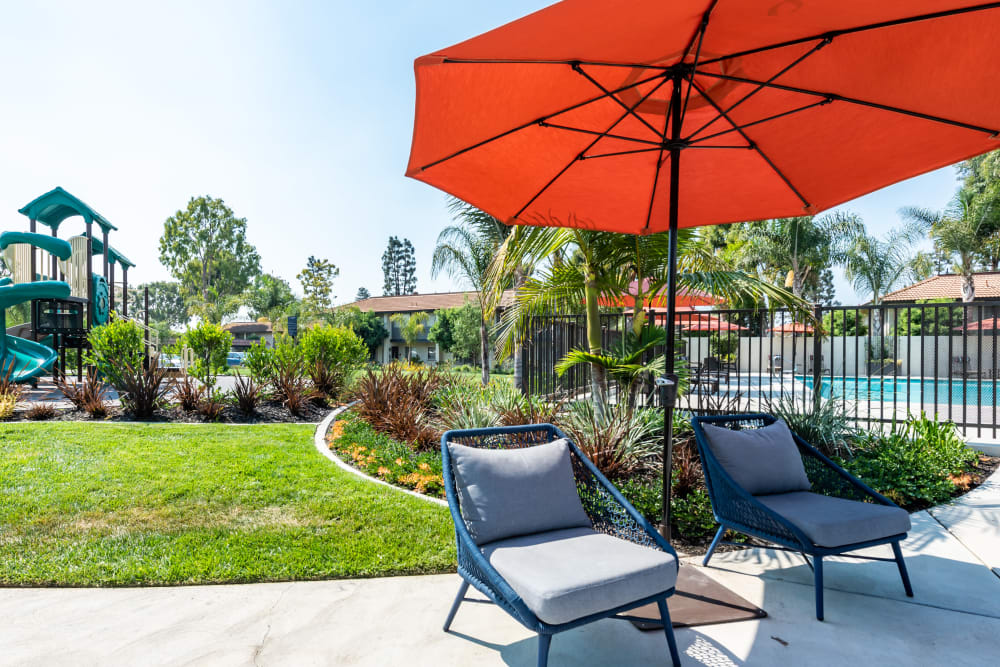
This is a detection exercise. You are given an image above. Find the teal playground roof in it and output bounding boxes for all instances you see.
[18,187,117,233]
[87,236,135,269]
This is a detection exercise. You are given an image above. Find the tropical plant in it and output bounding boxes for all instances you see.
[197,389,226,421]
[389,312,429,361]
[104,353,174,419]
[174,375,204,411]
[55,375,109,417]
[231,373,262,415]
[841,223,922,336]
[352,364,443,450]
[764,393,857,459]
[556,401,662,480]
[25,403,56,420]
[489,221,811,412]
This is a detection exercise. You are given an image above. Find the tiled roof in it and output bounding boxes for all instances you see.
[881,273,1000,302]
[223,321,272,333]
[346,290,516,314]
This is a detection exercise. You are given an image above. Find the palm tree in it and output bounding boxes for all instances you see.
[488,218,810,412]
[389,312,429,362]
[739,215,862,299]
[841,224,921,337]
[432,199,518,385]
[901,190,994,303]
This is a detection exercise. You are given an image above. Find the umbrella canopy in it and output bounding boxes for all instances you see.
[407,1,1000,235]
[772,322,815,334]
[956,317,1000,331]
[407,0,1000,541]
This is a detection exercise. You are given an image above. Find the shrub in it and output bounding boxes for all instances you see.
[300,325,368,398]
[765,393,857,459]
[87,317,144,379]
[231,374,262,416]
[55,376,109,417]
[175,375,204,411]
[197,389,226,421]
[0,390,18,420]
[352,363,443,450]
[616,475,716,540]
[181,322,233,386]
[556,402,661,479]
[106,353,174,419]
[491,382,564,426]
[269,334,310,411]
[846,414,979,508]
[26,403,56,420]
[244,341,274,384]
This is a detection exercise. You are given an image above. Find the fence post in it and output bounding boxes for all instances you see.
[812,303,823,409]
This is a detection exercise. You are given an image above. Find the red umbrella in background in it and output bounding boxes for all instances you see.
[956,317,1000,331]
[683,315,747,332]
[597,279,722,308]
[407,1,1000,543]
[772,322,815,334]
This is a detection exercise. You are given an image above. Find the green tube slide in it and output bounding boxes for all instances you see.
[0,231,73,260]
[0,281,71,382]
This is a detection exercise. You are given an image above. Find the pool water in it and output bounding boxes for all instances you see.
[803,375,997,405]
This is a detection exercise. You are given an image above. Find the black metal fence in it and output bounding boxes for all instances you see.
[520,301,1000,439]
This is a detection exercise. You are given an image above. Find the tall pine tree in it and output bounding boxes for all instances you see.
[382,236,417,295]
[355,287,371,301]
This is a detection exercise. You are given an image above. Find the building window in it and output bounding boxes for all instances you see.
[391,346,399,360]
[427,347,436,362]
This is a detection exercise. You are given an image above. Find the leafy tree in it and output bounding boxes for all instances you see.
[389,311,429,360]
[87,318,144,379]
[127,281,188,327]
[381,236,417,296]
[180,321,233,387]
[299,324,368,397]
[895,299,964,336]
[821,309,869,336]
[335,306,387,357]
[297,256,339,317]
[428,308,455,352]
[158,196,261,322]
[355,287,371,301]
[245,273,297,324]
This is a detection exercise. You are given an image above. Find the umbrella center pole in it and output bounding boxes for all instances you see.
[661,72,684,541]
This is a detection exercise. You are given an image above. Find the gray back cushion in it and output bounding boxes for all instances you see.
[701,420,811,495]
[448,438,592,545]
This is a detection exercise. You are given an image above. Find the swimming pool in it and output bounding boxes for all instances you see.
[803,375,997,404]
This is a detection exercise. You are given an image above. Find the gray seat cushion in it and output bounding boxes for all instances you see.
[701,420,811,495]
[448,439,591,545]
[756,491,911,547]
[483,527,677,626]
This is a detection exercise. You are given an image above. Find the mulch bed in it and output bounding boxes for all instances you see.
[5,399,334,424]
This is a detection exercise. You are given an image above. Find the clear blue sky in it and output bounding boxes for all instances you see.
[0,1,962,307]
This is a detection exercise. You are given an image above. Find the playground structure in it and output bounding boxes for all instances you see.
[0,187,145,383]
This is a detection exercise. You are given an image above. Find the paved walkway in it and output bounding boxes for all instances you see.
[4,473,1000,666]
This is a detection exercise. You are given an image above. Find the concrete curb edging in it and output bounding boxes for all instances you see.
[313,403,448,507]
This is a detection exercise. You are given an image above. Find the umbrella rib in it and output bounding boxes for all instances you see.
[699,1,1000,67]
[572,64,663,138]
[696,71,1000,136]
[512,75,673,220]
[680,0,720,119]
[686,37,832,142]
[580,146,662,160]
[691,79,811,209]
[417,70,667,172]
[687,99,832,144]
[539,122,663,146]
[642,76,676,234]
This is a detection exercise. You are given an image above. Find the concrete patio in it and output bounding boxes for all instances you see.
[4,471,999,666]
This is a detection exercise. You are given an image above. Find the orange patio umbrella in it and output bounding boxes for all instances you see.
[683,315,747,332]
[597,279,722,308]
[956,317,1000,331]
[407,0,1000,541]
[772,322,815,334]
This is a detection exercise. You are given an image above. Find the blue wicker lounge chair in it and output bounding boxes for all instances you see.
[692,414,913,621]
[442,424,681,667]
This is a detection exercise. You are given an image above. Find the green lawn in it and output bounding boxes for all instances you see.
[0,422,455,586]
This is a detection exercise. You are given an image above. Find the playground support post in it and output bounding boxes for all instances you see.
[109,261,115,314]
[50,226,58,279]
[122,267,128,317]
[143,286,149,370]
[86,221,93,333]
[101,230,109,282]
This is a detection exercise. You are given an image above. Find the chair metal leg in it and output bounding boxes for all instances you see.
[443,580,470,632]
[703,525,725,566]
[813,555,824,621]
[656,599,683,667]
[537,633,551,667]
[892,541,914,597]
